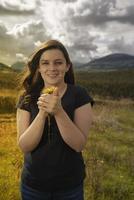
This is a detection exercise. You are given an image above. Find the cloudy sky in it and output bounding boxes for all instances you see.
[0,0,134,65]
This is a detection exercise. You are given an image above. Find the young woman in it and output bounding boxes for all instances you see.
[16,39,94,200]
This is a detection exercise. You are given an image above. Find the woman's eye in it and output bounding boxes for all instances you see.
[42,62,49,65]
[55,62,62,65]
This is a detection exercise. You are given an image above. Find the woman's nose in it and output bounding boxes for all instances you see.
[49,63,56,70]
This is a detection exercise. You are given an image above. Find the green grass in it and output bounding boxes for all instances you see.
[75,69,134,99]
[84,101,134,200]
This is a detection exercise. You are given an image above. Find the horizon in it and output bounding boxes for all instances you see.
[1,52,134,68]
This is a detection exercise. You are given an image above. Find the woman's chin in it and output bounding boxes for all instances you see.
[44,78,63,86]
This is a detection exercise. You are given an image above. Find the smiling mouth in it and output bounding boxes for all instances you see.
[48,74,58,78]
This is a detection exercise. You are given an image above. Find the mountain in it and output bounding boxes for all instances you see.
[8,53,134,71]
[11,61,26,71]
[0,62,12,71]
[77,53,134,71]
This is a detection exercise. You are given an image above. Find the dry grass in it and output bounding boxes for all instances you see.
[0,114,22,200]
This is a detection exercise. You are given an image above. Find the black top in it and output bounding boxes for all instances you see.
[16,84,94,192]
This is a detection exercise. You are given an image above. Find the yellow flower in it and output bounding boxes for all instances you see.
[42,86,56,94]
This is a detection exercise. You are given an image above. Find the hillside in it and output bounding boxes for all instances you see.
[77,53,134,71]
[0,62,12,71]
[11,61,26,71]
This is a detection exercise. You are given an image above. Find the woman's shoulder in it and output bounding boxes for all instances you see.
[68,84,95,107]
[16,92,39,112]
[16,93,31,112]
[68,84,89,93]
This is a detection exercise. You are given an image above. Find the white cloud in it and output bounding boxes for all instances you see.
[0,20,8,37]
[7,20,44,38]
[16,53,28,62]
[0,0,36,13]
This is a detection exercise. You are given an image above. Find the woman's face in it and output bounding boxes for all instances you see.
[38,49,69,87]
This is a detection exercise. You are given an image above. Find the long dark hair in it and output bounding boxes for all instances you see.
[20,40,75,99]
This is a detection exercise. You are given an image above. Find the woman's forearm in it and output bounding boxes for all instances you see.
[18,111,47,153]
[55,108,86,152]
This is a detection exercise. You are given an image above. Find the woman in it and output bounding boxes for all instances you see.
[16,39,94,200]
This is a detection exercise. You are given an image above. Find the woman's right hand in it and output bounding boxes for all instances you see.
[37,94,49,117]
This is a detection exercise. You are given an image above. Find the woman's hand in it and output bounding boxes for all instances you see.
[37,88,62,115]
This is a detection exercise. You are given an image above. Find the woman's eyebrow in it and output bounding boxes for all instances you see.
[55,59,63,61]
[40,58,63,62]
[40,59,48,62]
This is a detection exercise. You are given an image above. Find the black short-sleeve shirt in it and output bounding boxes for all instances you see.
[16,84,94,192]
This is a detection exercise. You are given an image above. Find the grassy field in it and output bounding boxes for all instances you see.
[0,70,134,199]
[75,69,134,99]
[84,99,134,200]
[0,98,134,200]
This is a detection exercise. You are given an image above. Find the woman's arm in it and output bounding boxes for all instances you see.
[16,109,48,153]
[37,88,93,152]
[55,103,93,152]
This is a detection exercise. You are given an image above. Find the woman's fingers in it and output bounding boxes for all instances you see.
[37,100,48,107]
[38,94,50,103]
[37,92,61,114]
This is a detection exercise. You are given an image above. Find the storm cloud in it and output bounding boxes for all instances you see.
[0,0,134,65]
